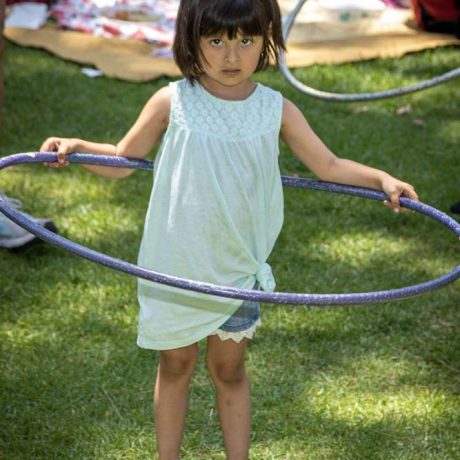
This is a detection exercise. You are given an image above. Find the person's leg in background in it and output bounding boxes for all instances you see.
[0,6,58,249]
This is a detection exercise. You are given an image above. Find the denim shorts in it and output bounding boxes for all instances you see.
[218,298,261,333]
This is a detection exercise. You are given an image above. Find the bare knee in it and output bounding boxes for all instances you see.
[159,346,199,381]
[207,357,246,386]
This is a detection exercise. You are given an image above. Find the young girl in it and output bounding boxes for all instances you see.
[40,0,419,458]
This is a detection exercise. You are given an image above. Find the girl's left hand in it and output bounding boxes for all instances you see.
[381,176,419,213]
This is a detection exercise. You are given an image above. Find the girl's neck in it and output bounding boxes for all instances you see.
[198,75,257,101]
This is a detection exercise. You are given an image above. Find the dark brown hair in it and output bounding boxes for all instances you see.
[173,0,286,81]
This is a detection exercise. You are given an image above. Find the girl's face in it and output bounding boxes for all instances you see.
[198,32,264,99]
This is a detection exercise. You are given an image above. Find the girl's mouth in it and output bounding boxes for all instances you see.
[222,69,241,76]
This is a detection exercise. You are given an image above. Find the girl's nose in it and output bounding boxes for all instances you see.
[225,46,239,63]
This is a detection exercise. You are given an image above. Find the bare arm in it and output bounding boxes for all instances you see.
[40,85,171,179]
[280,98,419,211]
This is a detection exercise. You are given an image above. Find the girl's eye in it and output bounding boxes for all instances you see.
[241,38,253,46]
[210,38,223,46]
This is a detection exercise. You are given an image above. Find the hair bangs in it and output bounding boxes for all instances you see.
[199,1,267,39]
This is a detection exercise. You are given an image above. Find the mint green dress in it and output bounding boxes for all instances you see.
[137,79,284,350]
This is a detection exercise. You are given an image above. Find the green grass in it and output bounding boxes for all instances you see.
[1,40,459,459]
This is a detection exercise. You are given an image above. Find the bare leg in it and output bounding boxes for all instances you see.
[206,335,250,460]
[154,344,199,460]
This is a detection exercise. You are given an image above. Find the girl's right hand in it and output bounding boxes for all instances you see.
[40,137,78,168]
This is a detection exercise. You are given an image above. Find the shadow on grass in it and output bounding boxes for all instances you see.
[248,300,460,458]
[1,315,157,459]
[1,240,458,458]
[2,40,459,459]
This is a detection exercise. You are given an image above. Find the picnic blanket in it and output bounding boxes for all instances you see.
[4,0,460,82]
[47,0,178,56]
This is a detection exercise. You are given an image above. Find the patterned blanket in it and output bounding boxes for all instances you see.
[49,0,179,53]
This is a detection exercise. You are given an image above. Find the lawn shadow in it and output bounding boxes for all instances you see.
[2,40,459,459]
[248,296,460,458]
[1,301,159,459]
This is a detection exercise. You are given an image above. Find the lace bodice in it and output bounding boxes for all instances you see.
[170,82,283,139]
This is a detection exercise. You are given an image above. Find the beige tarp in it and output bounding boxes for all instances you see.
[4,3,459,82]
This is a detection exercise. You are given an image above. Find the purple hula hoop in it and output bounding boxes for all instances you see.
[279,0,460,102]
[1,152,459,306]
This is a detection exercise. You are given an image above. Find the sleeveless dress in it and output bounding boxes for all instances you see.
[137,79,284,350]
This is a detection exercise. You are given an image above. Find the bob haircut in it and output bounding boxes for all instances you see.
[173,0,286,82]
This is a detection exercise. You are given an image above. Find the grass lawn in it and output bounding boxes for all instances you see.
[1,40,459,459]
